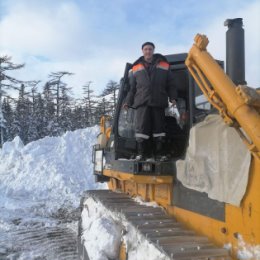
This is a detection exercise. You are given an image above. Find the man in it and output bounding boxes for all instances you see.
[124,42,177,161]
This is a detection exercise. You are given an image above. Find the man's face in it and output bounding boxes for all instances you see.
[142,45,154,61]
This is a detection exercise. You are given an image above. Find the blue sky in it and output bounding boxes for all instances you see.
[0,0,259,97]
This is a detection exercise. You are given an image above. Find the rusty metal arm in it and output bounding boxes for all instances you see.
[185,34,260,160]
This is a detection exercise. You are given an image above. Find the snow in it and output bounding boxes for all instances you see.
[224,243,232,250]
[1,125,259,260]
[0,126,105,213]
[81,198,123,260]
[134,195,160,208]
[81,196,170,260]
[0,126,107,258]
[236,234,260,260]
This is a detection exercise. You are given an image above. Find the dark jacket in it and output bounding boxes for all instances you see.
[125,54,177,108]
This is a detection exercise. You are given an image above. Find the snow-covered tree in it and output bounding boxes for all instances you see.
[27,81,41,142]
[48,71,73,118]
[12,84,31,143]
[94,97,111,124]
[0,55,24,146]
[34,93,45,139]
[42,82,56,136]
[0,55,121,144]
[71,103,85,130]
[59,87,73,132]
[82,81,96,126]
[1,97,14,142]
[101,80,119,113]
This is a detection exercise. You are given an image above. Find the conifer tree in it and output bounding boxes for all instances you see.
[101,80,119,114]
[48,72,73,117]
[59,87,72,132]
[27,81,41,142]
[82,81,96,126]
[2,97,14,142]
[42,82,56,136]
[12,84,31,143]
[0,55,24,146]
[34,93,45,139]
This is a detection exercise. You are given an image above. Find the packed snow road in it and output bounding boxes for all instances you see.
[0,210,79,260]
[0,127,106,260]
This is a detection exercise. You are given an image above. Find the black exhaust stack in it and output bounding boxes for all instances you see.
[224,18,246,85]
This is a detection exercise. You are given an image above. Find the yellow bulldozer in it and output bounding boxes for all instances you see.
[78,18,260,260]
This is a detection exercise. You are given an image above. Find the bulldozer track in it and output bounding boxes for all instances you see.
[0,224,79,260]
[79,190,231,260]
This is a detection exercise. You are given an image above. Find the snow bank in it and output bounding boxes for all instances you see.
[81,197,170,260]
[0,127,106,217]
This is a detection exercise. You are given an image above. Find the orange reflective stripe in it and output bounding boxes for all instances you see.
[157,61,169,70]
[132,63,145,73]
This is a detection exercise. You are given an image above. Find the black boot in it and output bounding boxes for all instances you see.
[136,138,146,161]
[154,136,168,162]
[145,139,155,161]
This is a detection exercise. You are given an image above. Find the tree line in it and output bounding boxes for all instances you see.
[0,55,120,146]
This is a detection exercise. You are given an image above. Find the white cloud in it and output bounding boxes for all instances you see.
[198,1,260,87]
[0,0,259,99]
[0,1,86,60]
[155,1,260,88]
[0,1,139,96]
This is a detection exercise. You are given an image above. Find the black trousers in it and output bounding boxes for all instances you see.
[135,106,166,140]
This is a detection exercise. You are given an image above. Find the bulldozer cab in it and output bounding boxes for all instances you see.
[111,53,220,160]
[93,53,222,179]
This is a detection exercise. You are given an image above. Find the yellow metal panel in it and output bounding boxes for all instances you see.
[154,184,172,206]
[105,157,259,259]
[168,158,260,259]
[167,205,228,245]
[105,169,173,207]
[185,34,260,160]
[104,169,173,184]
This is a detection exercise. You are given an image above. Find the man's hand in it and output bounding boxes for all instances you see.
[170,99,177,106]
[123,103,129,110]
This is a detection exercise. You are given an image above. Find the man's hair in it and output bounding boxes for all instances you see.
[142,42,155,49]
